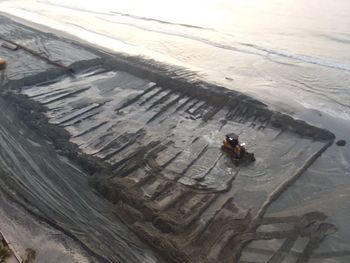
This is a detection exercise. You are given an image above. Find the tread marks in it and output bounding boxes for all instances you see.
[202,103,227,122]
[146,90,175,111]
[185,99,201,113]
[30,88,71,100]
[146,94,184,124]
[41,87,90,105]
[97,129,146,160]
[111,141,160,177]
[139,87,167,106]
[175,97,194,112]
[114,84,158,111]
[71,120,109,138]
[226,103,240,121]
[51,103,103,125]
[193,152,224,183]
[60,107,103,127]
[181,144,210,179]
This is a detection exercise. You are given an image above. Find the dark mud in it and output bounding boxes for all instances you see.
[336,140,346,147]
[0,188,92,263]
[0,14,339,263]
[0,95,161,263]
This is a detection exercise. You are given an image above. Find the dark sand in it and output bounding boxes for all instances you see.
[0,15,339,263]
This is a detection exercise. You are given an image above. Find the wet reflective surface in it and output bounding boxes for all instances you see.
[0,1,349,262]
[1,0,350,119]
[0,96,159,263]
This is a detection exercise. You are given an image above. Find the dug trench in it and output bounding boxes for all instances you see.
[0,15,338,263]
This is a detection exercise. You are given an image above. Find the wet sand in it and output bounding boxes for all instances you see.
[0,190,91,263]
[0,95,159,263]
[0,15,342,263]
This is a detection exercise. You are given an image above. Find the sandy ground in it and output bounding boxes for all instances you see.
[0,14,344,263]
[0,190,92,263]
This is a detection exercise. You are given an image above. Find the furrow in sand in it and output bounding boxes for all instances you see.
[41,87,90,105]
[0,14,338,263]
[51,103,103,125]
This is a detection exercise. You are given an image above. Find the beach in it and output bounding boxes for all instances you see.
[0,12,348,262]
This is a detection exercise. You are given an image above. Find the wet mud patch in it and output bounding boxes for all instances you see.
[0,14,338,263]
[18,68,336,262]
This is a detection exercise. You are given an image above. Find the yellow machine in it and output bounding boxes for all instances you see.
[223,138,242,158]
[221,133,255,165]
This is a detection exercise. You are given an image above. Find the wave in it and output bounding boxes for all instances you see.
[318,34,350,45]
[37,0,350,73]
[38,0,213,31]
[241,43,350,72]
[38,0,115,16]
[98,15,350,73]
[110,11,212,30]
[97,17,261,57]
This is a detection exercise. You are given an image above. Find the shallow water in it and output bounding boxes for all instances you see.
[0,190,91,263]
[19,66,335,262]
[1,0,350,120]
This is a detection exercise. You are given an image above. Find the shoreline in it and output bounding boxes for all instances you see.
[2,8,349,129]
[0,14,344,263]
